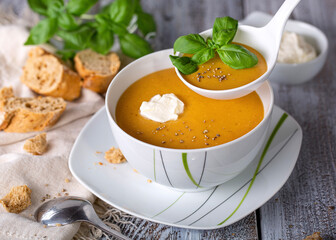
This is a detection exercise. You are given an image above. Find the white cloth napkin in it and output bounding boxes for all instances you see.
[0,25,104,240]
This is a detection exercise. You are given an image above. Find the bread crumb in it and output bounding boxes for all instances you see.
[98,162,103,165]
[62,189,66,192]
[133,169,138,173]
[43,225,47,228]
[0,86,14,100]
[45,184,49,187]
[304,232,322,240]
[64,178,70,183]
[0,185,32,213]
[56,223,62,227]
[104,147,126,164]
[147,179,152,183]
[96,151,102,154]
[23,133,47,155]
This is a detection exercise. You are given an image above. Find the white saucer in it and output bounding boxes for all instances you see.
[69,106,302,230]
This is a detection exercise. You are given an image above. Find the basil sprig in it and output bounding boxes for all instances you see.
[170,16,258,75]
[25,0,156,60]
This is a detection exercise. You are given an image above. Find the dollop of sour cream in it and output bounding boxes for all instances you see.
[277,31,317,64]
[140,93,184,123]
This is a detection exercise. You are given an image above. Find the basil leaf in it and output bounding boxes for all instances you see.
[56,49,76,61]
[99,2,113,15]
[217,44,258,69]
[136,12,156,36]
[134,0,143,12]
[58,12,78,30]
[174,34,207,54]
[119,33,152,58]
[89,25,114,55]
[109,22,128,36]
[57,25,94,50]
[169,55,198,75]
[66,0,98,16]
[109,0,135,25]
[191,47,214,65]
[95,13,110,25]
[28,0,48,16]
[25,18,58,45]
[134,0,156,36]
[212,17,238,45]
[47,0,63,17]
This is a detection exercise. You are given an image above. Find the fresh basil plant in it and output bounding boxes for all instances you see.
[170,17,258,75]
[25,0,156,60]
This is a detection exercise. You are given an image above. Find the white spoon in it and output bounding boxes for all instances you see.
[175,0,302,100]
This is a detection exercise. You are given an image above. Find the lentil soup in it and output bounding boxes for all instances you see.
[116,68,264,149]
[182,43,267,90]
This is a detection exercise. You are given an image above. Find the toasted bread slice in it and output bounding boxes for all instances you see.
[0,87,66,133]
[21,47,81,101]
[74,49,120,94]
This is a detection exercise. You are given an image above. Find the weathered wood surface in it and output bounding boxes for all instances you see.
[1,0,335,239]
[244,1,336,239]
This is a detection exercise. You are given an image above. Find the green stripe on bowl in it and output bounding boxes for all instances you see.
[217,113,288,225]
[182,153,203,188]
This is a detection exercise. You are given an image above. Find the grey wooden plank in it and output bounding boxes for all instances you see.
[118,212,258,240]
[244,0,336,239]
[141,0,244,51]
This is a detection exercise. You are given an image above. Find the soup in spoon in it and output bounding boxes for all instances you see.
[182,43,267,90]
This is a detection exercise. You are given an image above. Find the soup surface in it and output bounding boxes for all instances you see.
[116,68,264,149]
[182,43,267,90]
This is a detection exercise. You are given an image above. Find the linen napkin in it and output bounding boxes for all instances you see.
[0,24,104,240]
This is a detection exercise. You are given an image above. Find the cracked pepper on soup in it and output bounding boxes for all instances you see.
[182,43,267,90]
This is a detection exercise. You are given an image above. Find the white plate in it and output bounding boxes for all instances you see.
[69,106,302,229]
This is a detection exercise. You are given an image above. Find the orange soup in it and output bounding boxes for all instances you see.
[116,68,264,149]
[182,43,267,90]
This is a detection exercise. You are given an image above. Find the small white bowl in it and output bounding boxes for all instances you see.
[105,49,274,192]
[242,11,328,84]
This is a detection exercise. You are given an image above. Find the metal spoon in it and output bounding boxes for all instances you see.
[34,196,130,240]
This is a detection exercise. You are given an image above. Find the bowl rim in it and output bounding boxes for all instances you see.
[105,48,274,153]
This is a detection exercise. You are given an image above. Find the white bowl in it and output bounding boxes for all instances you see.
[105,49,274,192]
[242,11,328,84]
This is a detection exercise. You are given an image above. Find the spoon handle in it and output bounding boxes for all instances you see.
[264,0,302,44]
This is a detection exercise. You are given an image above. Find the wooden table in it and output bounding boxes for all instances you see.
[3,0,335,239]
